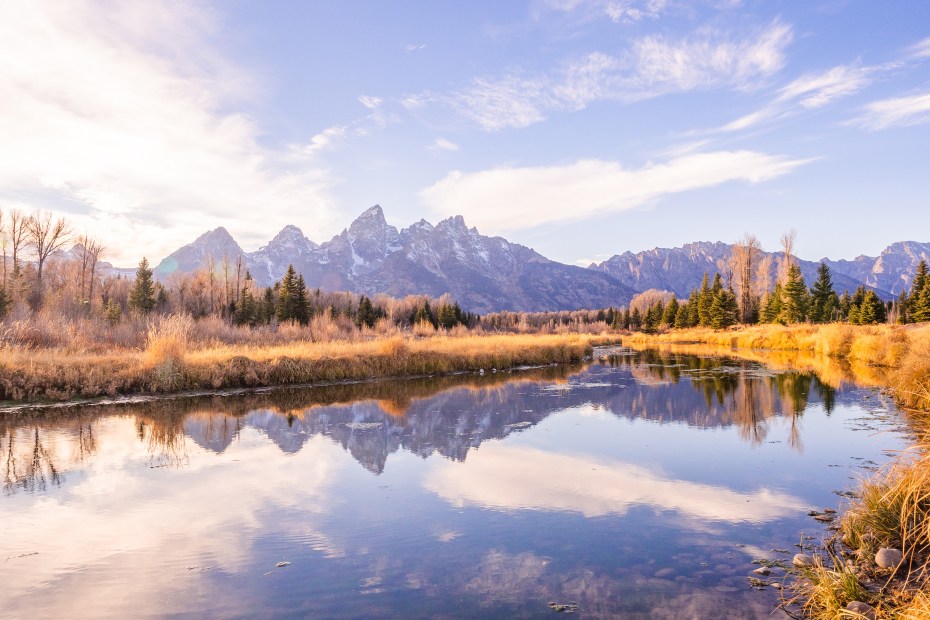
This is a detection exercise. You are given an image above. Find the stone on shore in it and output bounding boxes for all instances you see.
[845,601,876,619]
[875,547,903,569]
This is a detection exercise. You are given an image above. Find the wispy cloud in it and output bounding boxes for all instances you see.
[852,92,930,130]
[420,149,811,231]
[0,0,339,264]
[358,95,383,109]
[718,64,873,133]
[543,0,671,23]
[410,20,792,130]
[403,42,427,52]
[428,138,460,151]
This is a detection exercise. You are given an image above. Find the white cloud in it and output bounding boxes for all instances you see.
[420,150,810,232]
[0,0,339,264]
[714,64,872,134]
[544,0,670,23]
[403,43,427,53]
[907,37,930,59]
[852,91,930,130]
[420,20,792,131]
[428,138,460,152]
[424,443,805,522]
[778,65,871,109]
[303,125,348,155]
[358,95,383,110]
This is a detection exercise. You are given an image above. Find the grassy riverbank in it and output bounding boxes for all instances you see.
[627,323,930,618]
[0,323,610,404]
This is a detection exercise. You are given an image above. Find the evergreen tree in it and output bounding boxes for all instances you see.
[708,288,738,329]
[809,262,838,323]
[778,263,808,324]
[662,297,679,326]
[858,290,886,324]
[895,290,909,324]
[687,290,700,327]
[838,290,852,321]
[674,302,689,328]
[413,300,437,328]
[909,260,928,318]
[621,308,631,330]
[104,299,122,325]
[294,275,310,325]
[630,307,643,330]
[847,286,867,324]
[760,283,783,323]
[275,265,309,324]
[914,279,930,323]
[128,257,156,314]
[0,286,10,319]
[697,273,712,327]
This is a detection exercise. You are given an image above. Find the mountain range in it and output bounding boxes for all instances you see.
[145,205,929,313]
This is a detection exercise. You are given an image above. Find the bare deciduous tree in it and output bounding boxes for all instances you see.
[779,229,797,282]
[84,237,104,312]
[8,208,28,277]
[730,233,762,323]
[26,211,72,307]
[0,206,7,290]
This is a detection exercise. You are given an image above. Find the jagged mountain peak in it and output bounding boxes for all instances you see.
[351,204,387,227]
[268,224,316,249]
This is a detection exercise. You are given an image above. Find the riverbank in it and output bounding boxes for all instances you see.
[626,323,930,618]
[0,329,611,404]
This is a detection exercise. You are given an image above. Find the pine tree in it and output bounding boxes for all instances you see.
[779,263,808,324]
[294,275,310,325]
[104,299,122,325]
[630,307,642,330]
[858,290,886,324]
[895,290,909,324]
[662,297,679,326]
[809,262,838,323]
[697,273,712,327]
[674,302,689,328]
[760,283,783,323]
[914,279,930,323]
[128,257,156,314]
[0,285,10,319]
[709,288,738,329]
[847,286,867,324]
[909,260,928,317]
[276,265,309,323]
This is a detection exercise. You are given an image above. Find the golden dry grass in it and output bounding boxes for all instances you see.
[0,331,612,403]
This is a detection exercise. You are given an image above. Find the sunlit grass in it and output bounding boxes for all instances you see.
[0,330,612,402]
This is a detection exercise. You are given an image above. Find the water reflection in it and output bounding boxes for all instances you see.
[0,349,906,619]
[0,351,846,488]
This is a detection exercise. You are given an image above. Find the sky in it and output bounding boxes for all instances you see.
[1,0,929,267]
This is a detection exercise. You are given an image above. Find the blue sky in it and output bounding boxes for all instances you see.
[1,1,929,266]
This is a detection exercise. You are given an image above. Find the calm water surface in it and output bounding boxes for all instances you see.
[0,349,912,619]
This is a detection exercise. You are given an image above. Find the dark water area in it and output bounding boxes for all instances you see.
[0,349,912,618]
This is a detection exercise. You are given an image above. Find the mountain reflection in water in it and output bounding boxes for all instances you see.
[1,351,839,491]
[1,349,907,619]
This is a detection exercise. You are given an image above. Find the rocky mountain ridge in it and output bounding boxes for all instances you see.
[153,205,637,313]
[147,205,927,312]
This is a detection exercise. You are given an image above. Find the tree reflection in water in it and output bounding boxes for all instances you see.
[0,350,843,490]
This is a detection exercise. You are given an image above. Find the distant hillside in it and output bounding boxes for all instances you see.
[589,241,894,299]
